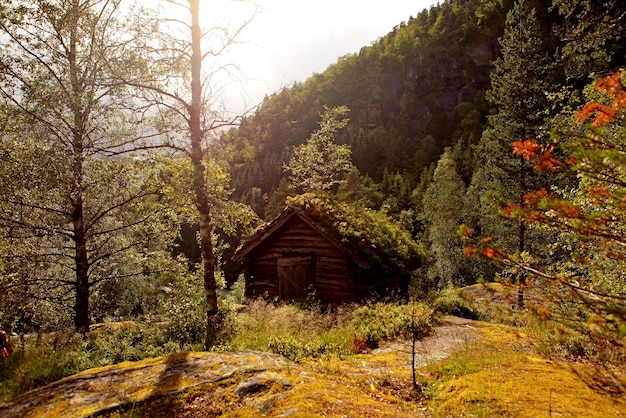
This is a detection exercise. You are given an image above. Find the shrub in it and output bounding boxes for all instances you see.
[161,273,206,347]
[217,299,345,353]
[0,322,180,403]
[431,288,482,320]
[267,335,346,361]
[218,299,434,360]
[347,302,433,348]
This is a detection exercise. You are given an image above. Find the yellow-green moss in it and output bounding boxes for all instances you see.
[7,315,625,418]
[427,324,626,417]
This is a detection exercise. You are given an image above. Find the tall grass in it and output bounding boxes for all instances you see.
[217,299,434,361]
[432,284,626,365]
[1,299,434,402]
[0,323,183,403]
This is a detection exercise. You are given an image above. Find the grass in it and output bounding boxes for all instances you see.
[99,356,423,418]
[422,322,626,417]
[0,299,433,403]
[216,298,433,360]
[97,312,626,417]
[2,290,625,417]
[0,322,188,403]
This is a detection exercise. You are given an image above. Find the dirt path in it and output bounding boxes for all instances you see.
[374,316,479,365]
[0,317,480,418]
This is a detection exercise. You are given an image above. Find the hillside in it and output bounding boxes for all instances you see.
[227,0,537,215]
[1,1,625,416]
[2,317,623,417]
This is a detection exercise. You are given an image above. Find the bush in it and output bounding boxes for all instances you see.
[216,299,344,353]
[268,335,347,361]
[530,319,626,364]
[431,288,482,320]
[217,299,434,359]
[161,273,206,347]
[347,302,433,349]
[0,300,437,401]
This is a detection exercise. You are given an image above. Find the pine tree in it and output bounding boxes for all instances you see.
[551,0,626,79]
[467,0,557,304]
[466,71,626,346]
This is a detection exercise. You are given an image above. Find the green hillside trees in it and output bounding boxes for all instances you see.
[467,0,558,297]
[421,149,467,288]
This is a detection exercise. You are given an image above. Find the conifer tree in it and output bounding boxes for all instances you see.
[551,0,626,79]
[465,71,626,345]
[467,0,556,304]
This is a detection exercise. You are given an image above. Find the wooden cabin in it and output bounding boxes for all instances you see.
[232,204,409,303]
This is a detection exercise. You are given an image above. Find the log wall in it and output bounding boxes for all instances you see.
[245,217,358,303]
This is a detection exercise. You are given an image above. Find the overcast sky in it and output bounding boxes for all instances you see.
[206,0,438,113]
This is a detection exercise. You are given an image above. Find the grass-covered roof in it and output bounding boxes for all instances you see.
[235,193,421,276]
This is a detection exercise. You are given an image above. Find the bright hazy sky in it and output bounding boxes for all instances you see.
[202,0,438,113]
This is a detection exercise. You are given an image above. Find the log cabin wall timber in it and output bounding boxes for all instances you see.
[243,215,358,303]
[233,206,406,304]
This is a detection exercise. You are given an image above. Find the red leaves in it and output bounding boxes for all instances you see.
[552,200,581,218]
[521,189,582,218]
[575,102,615,127]
[466,72,626,278]
[522,188,548,205]
[512,140,560,172]
[533,146,561,172]
[463,244,476,257]
[575,71,626,127]
[463,244,501,261]
[586,184,613,200]
[575,102,601,123]
[484,247,497,259]
[512,139,541,161]
[590,106,615,127]
[459,226,503,261]
[595,71,624,97]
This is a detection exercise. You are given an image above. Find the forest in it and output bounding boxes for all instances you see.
[0,0,625,416]
[229,0,626,340]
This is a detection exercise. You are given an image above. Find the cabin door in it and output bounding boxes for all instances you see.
[277,256,312,299]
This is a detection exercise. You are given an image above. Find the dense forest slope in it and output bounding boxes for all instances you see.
[228,0,539,216]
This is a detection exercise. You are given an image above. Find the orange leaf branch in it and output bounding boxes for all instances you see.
[575,71,626,127]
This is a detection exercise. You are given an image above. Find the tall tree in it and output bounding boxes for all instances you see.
[421,149,466,288]
[467,0,557,304]
[118,0,256,346]
[466,71,626,346]
[284,105,355,194]
[0,0,167,332]
[551,0,626,79]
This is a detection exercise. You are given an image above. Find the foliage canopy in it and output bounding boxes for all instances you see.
[286,193,421,277]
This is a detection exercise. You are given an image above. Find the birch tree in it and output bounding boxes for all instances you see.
[285,105,355,194]
[0,0,170,332]
[117,0,257,346]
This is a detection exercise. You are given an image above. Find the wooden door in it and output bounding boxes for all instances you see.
[277,256,312,299]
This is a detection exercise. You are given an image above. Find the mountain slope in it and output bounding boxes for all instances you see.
[227,0,523,213]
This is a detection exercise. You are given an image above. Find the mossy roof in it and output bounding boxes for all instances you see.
[233,194,420,274]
